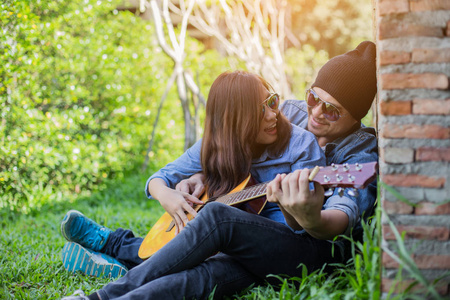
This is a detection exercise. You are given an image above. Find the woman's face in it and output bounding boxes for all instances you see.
[255,90,279,144]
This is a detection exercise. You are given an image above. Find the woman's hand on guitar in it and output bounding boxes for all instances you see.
[157,187,204,234]
[175,173,206,199]
[148,178,204,234]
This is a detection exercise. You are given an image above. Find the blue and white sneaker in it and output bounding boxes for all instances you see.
[61,210,111,252]
[62,242,128,278]
[61,289,89,300]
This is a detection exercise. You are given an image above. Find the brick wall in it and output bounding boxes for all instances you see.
[375,0,450,295]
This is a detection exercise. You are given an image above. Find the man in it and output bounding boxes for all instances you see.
[61,41,378,299]
[270,40,378,242]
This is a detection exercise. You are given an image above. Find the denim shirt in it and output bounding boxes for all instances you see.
[145,124,326,225]
[281,100,378,238]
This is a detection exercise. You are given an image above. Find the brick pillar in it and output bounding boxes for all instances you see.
[375,0,450,296]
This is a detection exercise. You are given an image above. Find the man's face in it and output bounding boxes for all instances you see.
[307,87,358,147]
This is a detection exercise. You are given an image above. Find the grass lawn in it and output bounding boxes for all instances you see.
[0,170,442,299]
[1,171,163,299]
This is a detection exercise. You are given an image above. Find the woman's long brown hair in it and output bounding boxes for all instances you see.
[201,70,292,197]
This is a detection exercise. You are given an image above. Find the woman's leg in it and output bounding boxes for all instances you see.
[96,202,341,299]
[102,228,144,270]
[61,210,144,270]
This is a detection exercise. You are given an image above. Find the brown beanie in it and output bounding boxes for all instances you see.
[311,41,377,121]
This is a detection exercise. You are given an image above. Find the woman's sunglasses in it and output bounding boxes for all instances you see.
[261,93,280,119]
[306,89,344,122]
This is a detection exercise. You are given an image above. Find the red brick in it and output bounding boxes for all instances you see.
[415,254,450,269]
[416,147,450,161]
[381,73,449,90]
[383,224,450,240]
[383,200,414,214]
[379,50,411,65]
[410,0,450,11]
[412,48,450,63]
[379,22,444,39]
[382,123,450,139]
[383,251,401,268]
[416,201,450,215]
[380,101,412,115]
[385,252,450,269]
[413,99,450,115]
[382,173,446,188]
[381,278,414,294]
[382,278,449,295]
[378,0,409,16]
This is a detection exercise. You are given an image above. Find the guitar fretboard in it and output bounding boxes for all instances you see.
[209,182,268,205]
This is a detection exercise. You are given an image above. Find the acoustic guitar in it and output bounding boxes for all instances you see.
[138,162,378,259]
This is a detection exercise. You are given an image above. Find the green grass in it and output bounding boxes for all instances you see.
[1,173,447,299]
[0,170,163,299]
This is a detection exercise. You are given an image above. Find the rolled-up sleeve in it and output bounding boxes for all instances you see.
[323,193,360,236]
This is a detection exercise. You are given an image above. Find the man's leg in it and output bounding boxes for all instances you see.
[94,202,341,299]
[97,254,260,300]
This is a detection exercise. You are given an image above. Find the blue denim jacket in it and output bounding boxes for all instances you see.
[281,100,378,238]
[145,124,326,225]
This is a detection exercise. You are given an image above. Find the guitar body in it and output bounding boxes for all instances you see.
[138,175,266,260]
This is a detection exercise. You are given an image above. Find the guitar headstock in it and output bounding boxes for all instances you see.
[310,162,378,190]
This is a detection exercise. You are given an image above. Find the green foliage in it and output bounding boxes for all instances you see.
[1,0,165,211]
[0,0,230,212]
[0,170,163,299]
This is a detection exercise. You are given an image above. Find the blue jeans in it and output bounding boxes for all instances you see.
[97,202,343,300]
[102,228,144,270]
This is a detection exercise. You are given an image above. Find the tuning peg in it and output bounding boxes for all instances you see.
[337,188,344,197]
[348,188,359,197]
[343,163,349,172]
[324,188,334,197]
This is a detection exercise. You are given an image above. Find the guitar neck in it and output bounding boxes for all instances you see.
[211,182,268,206]
[208,162,377,206]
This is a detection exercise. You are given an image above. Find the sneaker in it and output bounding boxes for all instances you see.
[62,242,128,278]
[61,289,89,300]
[61,210,111,252]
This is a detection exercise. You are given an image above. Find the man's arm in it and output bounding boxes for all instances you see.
[267,169,349,240]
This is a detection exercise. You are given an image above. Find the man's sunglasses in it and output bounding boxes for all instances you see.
[261,93,280,119]
[306,89,344,122]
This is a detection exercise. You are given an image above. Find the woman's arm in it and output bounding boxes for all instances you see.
[148,178,204,234]
[175,173,205,198]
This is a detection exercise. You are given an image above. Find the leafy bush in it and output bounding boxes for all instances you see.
[0,0,228,211]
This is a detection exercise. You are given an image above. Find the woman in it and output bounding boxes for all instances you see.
[62,70,325,300]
